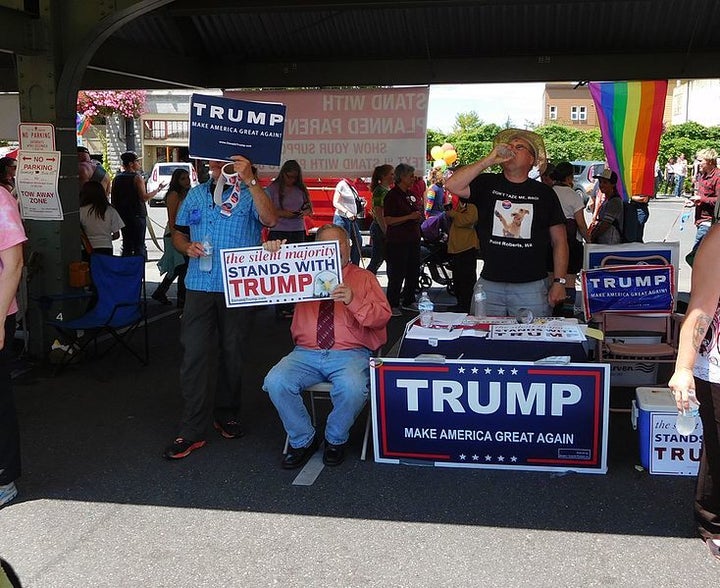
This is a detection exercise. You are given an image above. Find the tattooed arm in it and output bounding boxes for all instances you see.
[669,224,720,410]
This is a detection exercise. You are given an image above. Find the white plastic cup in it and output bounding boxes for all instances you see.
[496,145,515,159]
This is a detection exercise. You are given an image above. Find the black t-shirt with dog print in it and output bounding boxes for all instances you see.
[467,173,565,283]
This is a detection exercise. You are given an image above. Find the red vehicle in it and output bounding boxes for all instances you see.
[259,177,373,234]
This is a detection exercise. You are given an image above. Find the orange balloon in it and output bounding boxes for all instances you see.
[443,149,457,165]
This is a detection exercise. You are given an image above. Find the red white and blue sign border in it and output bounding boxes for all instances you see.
[370,358,610,474]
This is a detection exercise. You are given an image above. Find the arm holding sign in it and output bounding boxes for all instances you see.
[341,265,391,329]
[231,156,277,227]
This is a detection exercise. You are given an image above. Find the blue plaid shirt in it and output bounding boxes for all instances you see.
[176,179,266,292]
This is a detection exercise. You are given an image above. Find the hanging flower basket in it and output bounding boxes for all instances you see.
[77,90,147,124]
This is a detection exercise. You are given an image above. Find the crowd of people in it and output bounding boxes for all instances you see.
[2,134,720,563]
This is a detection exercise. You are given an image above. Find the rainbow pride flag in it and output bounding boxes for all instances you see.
[589,81,668,200]
[76,113,91,137]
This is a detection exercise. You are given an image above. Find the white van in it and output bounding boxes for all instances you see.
[147,162,199,206]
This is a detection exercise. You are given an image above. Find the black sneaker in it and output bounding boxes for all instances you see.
[213,419,244,439]
[163,437,206,460]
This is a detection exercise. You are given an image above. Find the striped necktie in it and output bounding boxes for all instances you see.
[316,299,335,349]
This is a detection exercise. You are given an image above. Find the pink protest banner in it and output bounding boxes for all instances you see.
[220,240,343,308]
[223,87,429,177]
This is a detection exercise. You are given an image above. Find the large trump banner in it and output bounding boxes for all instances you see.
[370,358,610,474]
[224,87,428,177]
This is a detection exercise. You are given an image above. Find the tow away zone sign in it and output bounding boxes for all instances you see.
[16,150,63,220]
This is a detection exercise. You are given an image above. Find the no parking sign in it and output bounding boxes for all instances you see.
[15,150,63,220]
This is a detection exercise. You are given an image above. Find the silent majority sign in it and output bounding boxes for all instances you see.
[220,240,343,308]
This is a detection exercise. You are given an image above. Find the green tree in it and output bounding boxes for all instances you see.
[445,119,605,167]
[658,122,720,166]
[535,125,604,162]
[426,128,447,159]
[448,122,502,166]
[452,111,483,133]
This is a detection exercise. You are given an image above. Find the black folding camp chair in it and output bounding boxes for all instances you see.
[47,254,148,370]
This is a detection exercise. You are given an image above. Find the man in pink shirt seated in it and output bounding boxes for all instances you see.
[263,224,391,468]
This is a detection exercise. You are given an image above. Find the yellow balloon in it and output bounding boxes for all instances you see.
[430,145,444,160]
[443,149,458,165]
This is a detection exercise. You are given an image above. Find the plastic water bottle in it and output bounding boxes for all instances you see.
[199,234,213,272]
[418,292,434,327]
[472,282,487,318]
[676,391,700,436]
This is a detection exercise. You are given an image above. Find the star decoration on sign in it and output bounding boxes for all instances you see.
[497,455,505,462]
[497,368,505,375]
[459,454,466,460]
[484,367,492,374]
[472,454,479,461]
[458,367,465,374]
[511,456,518,462]
[471,367,479,374]
[511,368,519,375]
[485,455,492,461]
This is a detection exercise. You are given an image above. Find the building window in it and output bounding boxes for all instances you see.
[143,120,189,140]
[167,121,188,139]
[571,106,587,122]
[548,106,557,120]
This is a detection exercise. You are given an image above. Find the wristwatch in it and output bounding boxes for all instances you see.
[248,178,258,186]
[553,278,567,285]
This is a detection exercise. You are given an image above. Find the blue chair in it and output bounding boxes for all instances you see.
[47,254,148,369]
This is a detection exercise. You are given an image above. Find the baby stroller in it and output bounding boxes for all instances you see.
[418,214,454,295]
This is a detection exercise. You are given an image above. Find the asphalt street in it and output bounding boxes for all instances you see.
[1,195,717,586]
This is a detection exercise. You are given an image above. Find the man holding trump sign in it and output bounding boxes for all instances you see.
[163,155,277,460]
[263,224,391,468]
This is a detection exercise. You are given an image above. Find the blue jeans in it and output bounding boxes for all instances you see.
[263,346,370,447]
[333,213,362,265]
[674,175,686,197]
[693,222,711,251]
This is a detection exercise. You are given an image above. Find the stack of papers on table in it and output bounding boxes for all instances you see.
[405,315,587,342]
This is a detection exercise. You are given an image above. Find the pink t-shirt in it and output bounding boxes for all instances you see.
[0,186,27,316]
